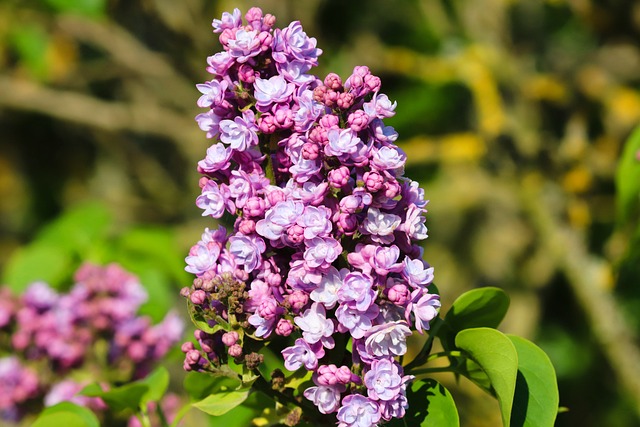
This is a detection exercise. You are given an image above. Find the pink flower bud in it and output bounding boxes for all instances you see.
[222,331,239,346]
[287,291,309,312]
[267,272,282,287]
[275,318,294,336]
[238,64,257,83]
[262,14,276,28]
[228,344,243,357]
[328,166,351,188]
[337,92,354,110]
[324,73,343,90]
[237,218,256,234]
[190,290,207,305]
[313,85,327,103]
[363,171,384,192]
[186,349,201,364]
[387,284,410,305]
[335,366,354,384]
[301,142,320,160]
[258,114,277,133]
[181,342,195,353]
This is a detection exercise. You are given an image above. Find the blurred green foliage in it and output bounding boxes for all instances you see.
[1,0,640,426]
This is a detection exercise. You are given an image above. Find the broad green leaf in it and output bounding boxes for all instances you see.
[445,287,510,331]
[183,372,242,400]
[32,402,100,427]
[203,391,272,427]
[440,287,510,351]
[2,243,73,292]
[455,328,518,427]
[80,382,149,413]
[388,378,459,426]
[192,387,251,416]
[508,335,559,427]
[36,202,112,255]
[116,227,190,285]
[139,366,170,405]
[616,125,640,225]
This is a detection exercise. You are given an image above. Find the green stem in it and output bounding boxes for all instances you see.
[424,350,463,363]
[138,404,152,427]
[404,317,444,371]
[410,365,460,376]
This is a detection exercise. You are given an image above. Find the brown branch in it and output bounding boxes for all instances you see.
[522,177,640,417]
[0,75,203,162]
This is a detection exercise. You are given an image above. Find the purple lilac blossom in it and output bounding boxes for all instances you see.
[184,8,441,425]
[336,394,381,427]
[1,263,183,423]
[363,358,405,401]
[304,383,345,414]
[253,75,295,111]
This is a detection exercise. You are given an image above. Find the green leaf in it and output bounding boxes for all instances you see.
[183,372,242,400]
[192,387,251,416]
[2,243,73,292]
[115,227,189,285]
[508,335,559,427]
[616,125,640,225]
[131,266,174,323]
[440,287,510,351]
[32,402,100,427]
[43,0,106,18]
[80,382,149,413]
[206,391,272,427]
[445,287,510,331]
[455,328,518,427]
[9,25,49,80]
[388,378,459,426]
[36,202,112,255]
[138,366,170,405]
[188,300,227,334]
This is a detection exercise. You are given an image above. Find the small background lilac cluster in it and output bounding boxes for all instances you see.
[182,7,441,426]
[0,263,183,423]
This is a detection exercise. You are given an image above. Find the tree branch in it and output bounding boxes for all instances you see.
[0,76,202,162]
[522,177,640,418]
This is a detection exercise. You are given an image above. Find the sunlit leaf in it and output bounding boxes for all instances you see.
[80,382,148,413]
[508,335,559,427]
[439,287,510,351]
[139,366,170,405]
[183,372,242,400]
[32,402,100,427]
[36,202,112,255]
[388,378,459,426]
[192,387,251,416]
[2,244,73,292]
[116,227,189,285]
[456,328,518,427]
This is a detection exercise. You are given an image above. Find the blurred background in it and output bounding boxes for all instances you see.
[1,0,640,425]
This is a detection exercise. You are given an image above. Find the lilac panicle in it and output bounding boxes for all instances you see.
[184,7,440,425]
[0,263,184,423]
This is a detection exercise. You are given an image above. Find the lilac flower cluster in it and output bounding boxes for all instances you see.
[183,8,440,426]
[0,263,184,422]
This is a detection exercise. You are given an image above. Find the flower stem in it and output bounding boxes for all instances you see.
[403,316,444,372]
